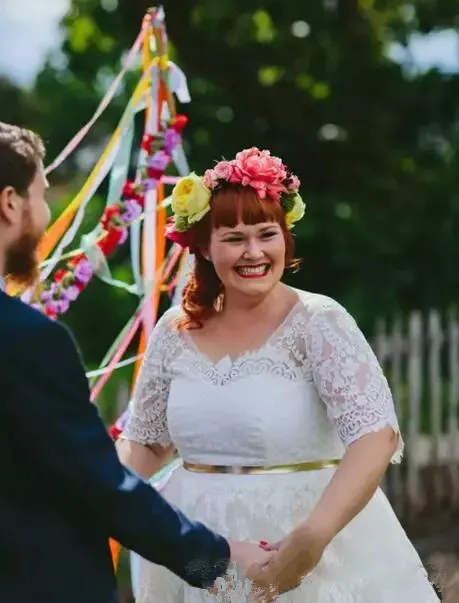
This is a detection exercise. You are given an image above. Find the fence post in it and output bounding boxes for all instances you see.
[389,315,404,516]
[407,312,423,511]
[448,307,459,506]
[428,310,443,505]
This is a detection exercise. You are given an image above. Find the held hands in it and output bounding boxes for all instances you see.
[209,526,327,602]
[246,525,327,599]
[230,540,273,574]
[207,541,275,601]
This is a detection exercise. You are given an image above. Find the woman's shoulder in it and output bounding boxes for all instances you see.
[293,288,347,318]
[156,304,185,333]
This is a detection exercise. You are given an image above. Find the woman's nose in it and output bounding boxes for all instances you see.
[244,238,264,259]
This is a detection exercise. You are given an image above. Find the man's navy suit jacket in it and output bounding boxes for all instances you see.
[0,290,229,602]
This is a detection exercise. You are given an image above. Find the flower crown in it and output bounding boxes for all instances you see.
[166,147,306,248]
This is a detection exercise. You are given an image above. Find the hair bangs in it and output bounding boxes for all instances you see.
[209,186,285,230]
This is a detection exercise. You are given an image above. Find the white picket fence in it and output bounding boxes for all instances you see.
[373,309,459,517]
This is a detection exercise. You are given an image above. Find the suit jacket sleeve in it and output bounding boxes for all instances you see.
[5,317,230,588]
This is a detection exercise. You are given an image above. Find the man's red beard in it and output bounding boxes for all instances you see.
[5,212,41,289]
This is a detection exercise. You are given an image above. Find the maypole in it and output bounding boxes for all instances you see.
[5,6,193,572]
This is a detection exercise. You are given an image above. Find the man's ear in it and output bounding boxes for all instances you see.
[0,187,21,225]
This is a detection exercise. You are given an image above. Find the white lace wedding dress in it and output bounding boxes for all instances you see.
[123,289,438,602]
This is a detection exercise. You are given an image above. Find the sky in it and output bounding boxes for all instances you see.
[0,0,69,87]
[0,0,458,87]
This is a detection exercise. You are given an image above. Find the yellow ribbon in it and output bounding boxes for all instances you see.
[7,76,151,296]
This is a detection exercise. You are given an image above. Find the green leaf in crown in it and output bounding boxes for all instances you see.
[174,215,190,232]
[281,193,297,214]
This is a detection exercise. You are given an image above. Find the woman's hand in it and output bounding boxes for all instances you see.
[229,540,273,573]
[248,525,328,597]
[208,541,274,599]
[258,539,282,552]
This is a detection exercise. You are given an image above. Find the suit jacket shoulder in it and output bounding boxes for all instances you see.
[0,291,83,365]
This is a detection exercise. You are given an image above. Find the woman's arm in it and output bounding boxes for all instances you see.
[253,300,403,594]
[116,311,178,478]
[116,438,175,480]
[299,427,398,546]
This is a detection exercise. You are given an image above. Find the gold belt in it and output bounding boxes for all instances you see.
[183,459,341,475]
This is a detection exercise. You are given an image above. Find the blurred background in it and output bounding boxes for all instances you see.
[2,0,459,598]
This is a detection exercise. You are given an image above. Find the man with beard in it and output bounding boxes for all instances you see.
[0,123,271,603]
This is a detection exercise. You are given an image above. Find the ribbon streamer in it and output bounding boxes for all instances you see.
[45,24,147,175]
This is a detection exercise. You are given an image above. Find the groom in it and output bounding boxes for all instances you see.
[0,122,273,603]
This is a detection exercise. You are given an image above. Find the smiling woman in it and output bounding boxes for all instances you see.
[179,185,300,329]
[117,147,439,603]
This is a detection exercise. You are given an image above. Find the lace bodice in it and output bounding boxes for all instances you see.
[123,290,403,465]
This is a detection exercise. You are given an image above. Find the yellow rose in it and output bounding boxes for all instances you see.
[171,172,211,224]
[286,194,306,227]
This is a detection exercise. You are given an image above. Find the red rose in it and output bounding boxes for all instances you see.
[147,167,164,180]
[54,269,66,283]
[135,192,146,207]
[68,253,85,267]
[122,181,137,199]
[165,217,194,249]
[109,425,122,441]
[98,228,123,256]
[171,114,188,132]
[101,205,122,229]
[45,307,57,320]
[141,133,155,153]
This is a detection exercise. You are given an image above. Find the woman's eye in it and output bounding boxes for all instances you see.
[261,231,277,239]
[225,238,243,243]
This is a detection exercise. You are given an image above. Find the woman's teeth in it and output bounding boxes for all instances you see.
[235,264,270,277]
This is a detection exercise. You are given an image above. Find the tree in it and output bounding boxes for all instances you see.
[4,0,459,358]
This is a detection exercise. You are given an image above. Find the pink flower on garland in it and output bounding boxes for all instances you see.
[121,198,143,223]
[147,149,170,175]
[164,128,180,153]
[37,113,189,319]
[73,259,93,284]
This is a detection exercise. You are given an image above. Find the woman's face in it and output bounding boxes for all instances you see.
[207,220,286,301]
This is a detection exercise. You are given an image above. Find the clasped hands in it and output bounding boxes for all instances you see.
[214,526,326,602]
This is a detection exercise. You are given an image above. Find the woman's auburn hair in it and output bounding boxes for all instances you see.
[178,185,300,330]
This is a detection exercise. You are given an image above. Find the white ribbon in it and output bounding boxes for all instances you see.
[168,61,191,104]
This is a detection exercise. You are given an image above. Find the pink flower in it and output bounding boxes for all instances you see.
[165,218,193,249]
[45,298,69,315]
[203,169,218,189]
[235,147,268,163]
[288,174,300,191]
[73,259,93,284]
[230,147,288,199]
[266,182,288,201]
[148,149,170,171]
[213,160,234,181]
[119,227,129,245]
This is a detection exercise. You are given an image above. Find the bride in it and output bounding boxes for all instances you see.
[116,147,439,602]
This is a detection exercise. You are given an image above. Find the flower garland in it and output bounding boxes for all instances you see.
[35,114,188,320]
[166,147,306,249]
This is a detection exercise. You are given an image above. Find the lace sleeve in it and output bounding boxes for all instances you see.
[123,313,173,448]
[305,300,403,463]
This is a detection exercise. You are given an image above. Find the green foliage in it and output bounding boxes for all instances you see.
[2,0,459,372]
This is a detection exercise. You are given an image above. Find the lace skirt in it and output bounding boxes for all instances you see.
[133,464,439,603]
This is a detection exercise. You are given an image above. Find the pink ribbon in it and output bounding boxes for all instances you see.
[45,26,147,176]
[90,311,142,402]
